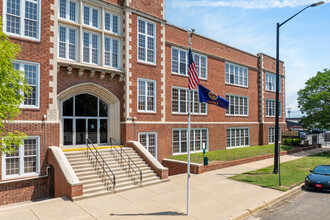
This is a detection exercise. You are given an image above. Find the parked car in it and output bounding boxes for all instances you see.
[312,130,322,134]
[299,131,307,140]
[305,165,330,192]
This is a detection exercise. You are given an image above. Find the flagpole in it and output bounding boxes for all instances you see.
[187,29,194,216]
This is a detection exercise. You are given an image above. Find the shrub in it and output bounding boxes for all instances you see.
[283,138,292,145]
[283,138,301,146]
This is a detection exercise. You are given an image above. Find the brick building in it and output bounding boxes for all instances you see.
[0,0,285,204]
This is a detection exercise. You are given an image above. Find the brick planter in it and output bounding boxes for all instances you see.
[162,145,322,176]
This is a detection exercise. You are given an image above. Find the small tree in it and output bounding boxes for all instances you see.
[0,19,30,154]
[297,69,330,130]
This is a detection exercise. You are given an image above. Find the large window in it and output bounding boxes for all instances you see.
[104,37,119,68]
[138,18,155,64]
[225,94,248,116]
[173,129,208,154]
[104,11,119,34]
[269,127,281,144]
[266,99,282,117]
[59,0,78,22]
[58,25,78,60]
[266,72,281,93]
[225,62,248,87]
[2,137,40,179]
[13,61,40,108]
[139,133,157,158]
[172,47,207,79]
[172,88,207,114]
[138,79,156,112]
[226,128,249,148]
[83,5,100,28]
[4,0,41,40]
[83,32,100,64]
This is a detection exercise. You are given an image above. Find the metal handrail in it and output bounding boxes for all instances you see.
[86,139,116,191]
[109,137,142,186]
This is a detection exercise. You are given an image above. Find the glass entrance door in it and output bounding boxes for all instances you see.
[88,119,97,144]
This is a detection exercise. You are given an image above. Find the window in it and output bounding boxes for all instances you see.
[138,18,155,64]
[269,127,281,144]
[172,87,207,114]
[225,62,248,87]
[173,129,208,154]
[58,25,78,60]
[2,137,40,179]
[225,94,248,116]
[59,0,78,22]
[83,5,100,28]
[172,47,207,79]
[104,11,119,34]
[83,32,100,64]
[266,99,282,117]
[226,128,249,148]
[4,0,41,40]
[138,79,156,112]
[139,133,157,158]
[266,72,281,93]
[104,36,119,68]
[13,61,40,108]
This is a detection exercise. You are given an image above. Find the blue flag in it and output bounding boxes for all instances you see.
[198,84,229,109]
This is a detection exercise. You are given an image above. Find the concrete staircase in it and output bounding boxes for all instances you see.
[64,147,167,201]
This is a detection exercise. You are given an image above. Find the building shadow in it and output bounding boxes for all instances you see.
[110,211,185,216]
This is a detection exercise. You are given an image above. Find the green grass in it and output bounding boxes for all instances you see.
[168,144,294,164]
[229,151,330,191]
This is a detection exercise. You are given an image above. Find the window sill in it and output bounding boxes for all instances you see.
[1,173,39,181]
[171,72,207,81]
[137,61,157,67]
[7,34,41,44]
[20,106,40,110]
[225,83,248,89]
[265,90,282,94]
[137,111,157,114]
[225,114,249,117]
[172,113,208,116]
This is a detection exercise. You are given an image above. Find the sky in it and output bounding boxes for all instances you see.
[165,0,330,118]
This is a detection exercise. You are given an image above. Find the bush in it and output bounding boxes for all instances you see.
[283,138,292,145]
[283,138,301,146]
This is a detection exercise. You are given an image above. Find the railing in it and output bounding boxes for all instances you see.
[86,139,116,191]
[109,137,142,186]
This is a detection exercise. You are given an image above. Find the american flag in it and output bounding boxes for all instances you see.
[188,47,200,90]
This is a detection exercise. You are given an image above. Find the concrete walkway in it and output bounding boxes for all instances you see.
[0,147,329,220]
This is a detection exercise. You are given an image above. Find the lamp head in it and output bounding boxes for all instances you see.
[311,1,324,7]
[187,28,195,34]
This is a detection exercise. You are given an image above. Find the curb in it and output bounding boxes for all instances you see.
[230,183,304,220]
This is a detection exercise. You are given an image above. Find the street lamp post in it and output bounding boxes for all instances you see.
[273,1,324,174]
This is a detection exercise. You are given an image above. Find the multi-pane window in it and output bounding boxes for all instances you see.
[59,25,78,60]
[269,127,281,144]
[5,0,40,40]
[104,12,119,34]
[225,94,248,116]
[226,128,249,148]
[138,79,156,112]
[225,62,248,87]
[83,5,100,28]
[13,61,39,108]
[173,129,208,154]
[266,99,282,117]
[172,88,207,114]
[139,133,157,158]
[59,0,78,22]
[104,37,119,68]
[138,18,155,64]
[83,32,100,64]
[172,48,207,79]
[3,137,39,179]
[266,72,281,93]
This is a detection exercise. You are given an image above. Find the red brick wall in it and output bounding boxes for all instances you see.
[129,0,164,19]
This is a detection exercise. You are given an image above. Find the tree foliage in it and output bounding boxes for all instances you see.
[0,19,30,154]
[297,69,330,130]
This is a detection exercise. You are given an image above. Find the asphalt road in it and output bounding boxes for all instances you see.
[246,188,330,220]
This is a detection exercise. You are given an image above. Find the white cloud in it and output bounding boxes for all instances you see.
[171,0,329,9]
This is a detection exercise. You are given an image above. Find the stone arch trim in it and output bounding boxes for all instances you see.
[57,83,121,146]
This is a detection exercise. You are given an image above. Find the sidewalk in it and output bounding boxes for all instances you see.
[0,147,328,220]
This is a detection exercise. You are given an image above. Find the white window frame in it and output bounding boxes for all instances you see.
[138,132,157,159]
[137,17,156,65]
[171,47,208,80]
[225,62,248,88]
[83,4,101,29]
[269,127,281,144]
[58,0,79,22]
[3,0,41,41]
[225,94,249,116]
[104,10,120,35]
[137,78,156,113]
[266,72,281,93]
[2,136,40,180]
[82,31,100,65]
[104,35,120,68]
[226,127,250,149]
[266,99,282,117]
[14,60,40,109]
[172,128,208,155]
[58,24,79,61]
[171,87,207,115]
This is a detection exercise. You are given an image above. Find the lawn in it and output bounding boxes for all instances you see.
[229,151,330,191]
[168,144,294,164]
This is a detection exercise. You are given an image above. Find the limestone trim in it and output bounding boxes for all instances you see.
[124,9,133,119]
[258,54,264,123]
[120,121,287,125]
[160,23,166,122]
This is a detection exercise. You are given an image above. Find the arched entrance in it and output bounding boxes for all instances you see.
[58,83,120,147]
